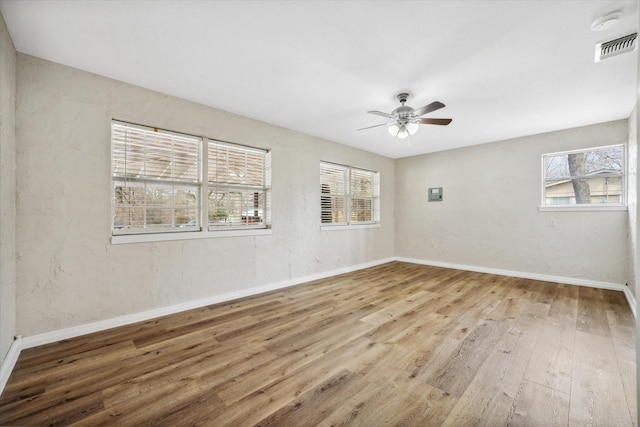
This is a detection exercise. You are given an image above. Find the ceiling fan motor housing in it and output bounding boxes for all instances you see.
[393,93,415,123]
[392,107,414,123]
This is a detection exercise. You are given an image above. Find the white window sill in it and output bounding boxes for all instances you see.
[321,223,381,231]
[539,205,628,212]
[111,228,272,244]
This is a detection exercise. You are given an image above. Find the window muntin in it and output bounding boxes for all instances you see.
[542,145,625,208]
[320,162,378,225]
[112,121,269,236]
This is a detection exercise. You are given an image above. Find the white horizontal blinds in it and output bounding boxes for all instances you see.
[112,122,199,183]
[208,143,265,186]
[350,168,374,223]
[112,121,201,233]
[320,162,348,224]
[208,141,267,229]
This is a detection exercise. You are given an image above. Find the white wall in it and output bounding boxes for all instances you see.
[395,120,629,285]
[635,5,640,423]
[0,11,16,364]
[15,55,394,337]
[629,106,637,298]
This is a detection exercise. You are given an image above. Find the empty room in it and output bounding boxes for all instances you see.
[0,0,639,425]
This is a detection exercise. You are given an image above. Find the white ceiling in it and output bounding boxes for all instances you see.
[0,0,638,159]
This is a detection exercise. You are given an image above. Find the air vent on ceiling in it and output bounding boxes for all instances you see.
[595,32,637,62]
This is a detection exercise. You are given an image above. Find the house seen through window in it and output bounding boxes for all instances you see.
[542,144,625,207]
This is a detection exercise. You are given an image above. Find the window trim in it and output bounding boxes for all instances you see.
[111,228,272,245]
[320,161,380,228]
[111,120,271,243]
[539,144,627,212]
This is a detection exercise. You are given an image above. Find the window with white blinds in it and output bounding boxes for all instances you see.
[320,161,378,226]
[207,142,269,230]
[112,120,270,236]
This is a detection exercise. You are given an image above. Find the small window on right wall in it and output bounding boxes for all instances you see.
[542,144,626,209]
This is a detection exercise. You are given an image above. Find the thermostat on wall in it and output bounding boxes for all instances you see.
[428,187,443,202]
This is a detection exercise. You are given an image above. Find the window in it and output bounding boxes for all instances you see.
[207,142,270,230]
[542,144,625,209]
[320,162,379,226]
[112,121,269,237]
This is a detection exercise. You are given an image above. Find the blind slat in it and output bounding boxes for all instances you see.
[112,122,200,182]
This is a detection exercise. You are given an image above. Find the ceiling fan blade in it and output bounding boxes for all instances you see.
[418,118,452,126]
[367,110,395,119]
[357,122,394,131]
[413,101,445,117]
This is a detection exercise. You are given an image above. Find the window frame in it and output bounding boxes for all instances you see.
[206,140,271,231]
[320,161,380,229]
[111,120,271,244]
[539,144,627,212]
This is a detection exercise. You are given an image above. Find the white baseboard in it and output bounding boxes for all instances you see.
[0,336,23,395]
[5,255,633,396]
[623,285,637,319]
[21,257,395,350]
[395,256,626,292]
[19,256,633,350]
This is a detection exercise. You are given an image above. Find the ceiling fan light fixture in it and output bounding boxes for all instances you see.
[406,122,419,136]
[397,126,409,139]
[388,122,418,139]
[388,123,409,139]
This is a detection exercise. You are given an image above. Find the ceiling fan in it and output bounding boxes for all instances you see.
[359,93,452,139]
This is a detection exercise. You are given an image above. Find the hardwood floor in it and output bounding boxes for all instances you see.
[0,262,636,426]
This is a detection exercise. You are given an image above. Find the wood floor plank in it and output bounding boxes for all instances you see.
[252,369,370,427]
[210,338,380,426]
[317,380,456,427]
[13,320,164,370]
[576,286,612,338]
[0,338,221,426]
[441,300,548,426]
[0,340,139,407]
[607,308,638,426]
[0,390,105,426]
[547,283,579,322]
[215,320,375,406]
[426,318,510,397]
[507,380,570,426]
[524,315,576,395]
[569,330,634,426]
[0,262,635,426]
[612,335,638,427]
[360,290,433,326]
[80,379,224,426]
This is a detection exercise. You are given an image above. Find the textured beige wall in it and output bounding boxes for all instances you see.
[0,11,16,362]
[11,52,635,340]
[15,54,394,337]
[395,120,630,285]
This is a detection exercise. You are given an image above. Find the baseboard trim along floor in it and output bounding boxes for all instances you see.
[0,256,632,397]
